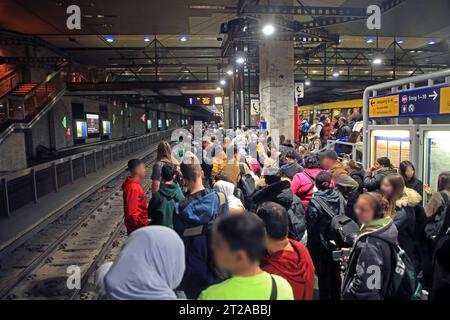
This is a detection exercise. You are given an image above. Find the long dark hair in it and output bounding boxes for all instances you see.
[359,192,388,220]
[382,173,405,217]
[157,141,172,162]
[399,160,417,183]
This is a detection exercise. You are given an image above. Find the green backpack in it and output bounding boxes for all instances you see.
[386,245,422,300]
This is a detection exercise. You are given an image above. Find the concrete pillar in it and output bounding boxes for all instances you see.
[259,38,295,141]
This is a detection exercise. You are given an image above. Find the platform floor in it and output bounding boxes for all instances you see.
[0,145,155,254]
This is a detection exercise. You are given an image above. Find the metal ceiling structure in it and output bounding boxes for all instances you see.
[0,0,449,104]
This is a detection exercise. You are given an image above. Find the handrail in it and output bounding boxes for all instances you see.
[0,69,17,83]
[0,69,20,98]
[23,67,65,101]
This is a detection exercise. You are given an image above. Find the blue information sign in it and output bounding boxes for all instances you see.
[369,84,450,119]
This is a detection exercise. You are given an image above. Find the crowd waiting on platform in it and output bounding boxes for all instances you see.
[95,121,450,301]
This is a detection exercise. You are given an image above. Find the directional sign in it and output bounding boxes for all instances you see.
[295,83,304,100]
[250,99,260,116]
[369,84,450,119]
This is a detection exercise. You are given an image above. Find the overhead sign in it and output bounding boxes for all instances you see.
[369,84,450,119]
[295,83,304,100]
[186,96,213,106]
[250,99,260,116]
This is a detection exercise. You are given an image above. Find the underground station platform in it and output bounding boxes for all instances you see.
[0,0,450,311]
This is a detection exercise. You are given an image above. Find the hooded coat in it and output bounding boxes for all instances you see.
[392,187,422,270]
[291,167,323,209]
[122,176,148,234]
[262,239,315,300]
[364,167,398,192]
[251,180,307,242]
[174,189,229,299]
[280,162,304,180]
[148,182,185,229]
[349,166,366,194]
[342,219,398,300]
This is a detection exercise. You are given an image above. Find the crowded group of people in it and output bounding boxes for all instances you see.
[95,121,450,301]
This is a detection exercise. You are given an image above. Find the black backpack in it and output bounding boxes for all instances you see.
[310,194,359,249]
[425,191,450,242]
[287,195,307,243]
[431,226,450,299]
[238,163,256,207]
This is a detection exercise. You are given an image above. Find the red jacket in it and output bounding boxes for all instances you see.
[262,239,315,300]
[122,176,148,233]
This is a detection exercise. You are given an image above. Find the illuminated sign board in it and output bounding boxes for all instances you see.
[102,120,111,135]
[86,113,100,135]
[186,96,214,106]
[369,84,450,119]
[75,121,87,138]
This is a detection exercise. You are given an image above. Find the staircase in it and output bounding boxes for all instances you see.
[10,83,38,97]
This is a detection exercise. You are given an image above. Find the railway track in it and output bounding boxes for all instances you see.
[0,148,158,300]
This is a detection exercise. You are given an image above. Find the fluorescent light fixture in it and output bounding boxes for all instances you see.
[179,35,188,42]
[144,36,152,42]
[226,69,233,75]
[105,35,114,42]
[236,56,245,64]
[262,24,275,35]
[304,78,312,86]
[372,130,410,138]
[220,79,226,85]
[366,37,374,44]
[428,38,436,45]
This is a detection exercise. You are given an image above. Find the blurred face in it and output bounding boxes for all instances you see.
[381,178,394,197]
[325,118,331,125]
[338,119,344,127]
[320,157,335,170]
[133,163,147,179]
[212,232,245,274]
[342,159,351,171]
[405,166,415,180]
[355,197,375,225]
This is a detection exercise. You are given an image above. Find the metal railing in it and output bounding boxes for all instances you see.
[0,70,20,100]
[6,68,66,120]
[316,139,363,164]
[0,128,176,218]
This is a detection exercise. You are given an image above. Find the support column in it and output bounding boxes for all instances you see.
[259,39,295,141]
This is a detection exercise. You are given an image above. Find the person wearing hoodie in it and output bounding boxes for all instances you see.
[291,154,324,210]
[280,150,304,180]
[122,159,148,234]
[257,202,315,300]
[334,174,361,222]
[364,157,397,192]
[148,163,185,229]
[307,171,345,300]
[342,193,398,300]
[381,173,422,271]
[251,167,306,243]
[213,180,245,215]
[174,153,229,299]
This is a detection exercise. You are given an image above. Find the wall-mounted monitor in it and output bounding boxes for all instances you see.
[75,121,87,138]
[86,113,100,136]
[147,119,152,129]
[102,120,111,135]
[158,119,163,129]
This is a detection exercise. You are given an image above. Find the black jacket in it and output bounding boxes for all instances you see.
[342,218,398,300]
[392,187,422,271]
[306,189,342,269]
[280,162,303,180]
[335,125,351,140]
[405,178,424,197]
[251,180,306,242]
[349,167,366,194]
[364,167,397,192]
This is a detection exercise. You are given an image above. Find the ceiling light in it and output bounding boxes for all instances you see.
[304,78,312,86]
[220,79,226,85]
[262,24,275,36]
[97,14,105,18]
[332,67,340,78]
[179,35,188,42]
[226,69,233,75]
[428,38,436,45]
[366,37,374,44]
[236,56,245,64]
[216,87,221,91]
[144,36,152,42]
[105,35,114,43]
[373,57,383,65]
